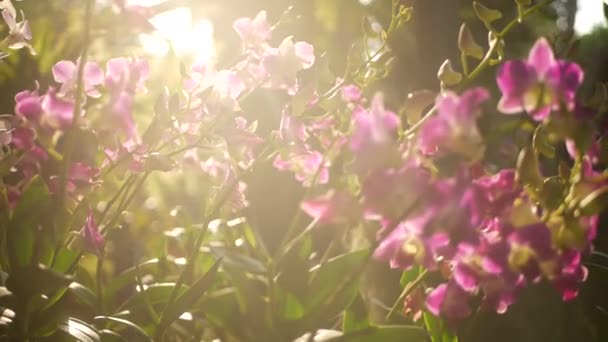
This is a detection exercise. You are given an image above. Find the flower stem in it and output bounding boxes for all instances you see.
[385,269,428,320]
[154,145,272,340]
[56,0,94,216]
[96,254,105,314]
[404,0,555,137]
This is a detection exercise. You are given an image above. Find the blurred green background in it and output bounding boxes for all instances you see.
[2,1,607,341]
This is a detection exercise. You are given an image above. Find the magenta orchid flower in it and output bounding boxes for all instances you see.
[82,210,104,256]
[496,38,583,121]
[104,57,149,139]
[418,87,489,161]
[40,87,77,130]
[341,84,362,103]
[209,70,246,111]
[105,57,149,93]
[279,109,309,143]
[300,190,360,225]
[373,216,451,270]
[426,281,472,322]
[361,165,431,222]
[183,61,211,94]
[0,0,34,54]
[15,87,42,122]
[273,146,329,187]
[349,93,400,174]
[263,36,315,93]
[223,117,263,168]
[49,162,101,195]
[233,10,271,45]
[52,60,104,98]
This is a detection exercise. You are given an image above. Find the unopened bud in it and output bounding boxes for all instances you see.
[458,23,484,59]
[473,2,502,27]
[437,59,462,86]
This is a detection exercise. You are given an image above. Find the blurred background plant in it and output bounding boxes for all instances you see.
[0,0,607,341]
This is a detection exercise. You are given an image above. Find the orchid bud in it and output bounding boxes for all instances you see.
[458,23,484,60]
[473,2,502,27]
[437,59,462,86]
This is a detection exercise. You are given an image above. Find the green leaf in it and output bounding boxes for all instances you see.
[93,316,151,341]
[157,258,221,332]
[8,176,51,268]
[306,249,370,312]
[209,247,266,274]
[198,289,251,341]
[324,325,427,341]
[6,264,73,299]
[220,263,264,315]
[51,248,81,273]
[99,329,128,342]
[400,265,422,287]
[68,282,97,309]
[57,318,100,342]
[123,283,188,312]
[106,258,160,298]
[423,312,458,342]
[343,294,370,333]
[424,312,442,342]
[283,291,305,320]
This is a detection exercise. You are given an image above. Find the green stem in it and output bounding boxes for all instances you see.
[96,254,105,314]
[385,269,428,320]
[404,0,555,137]
[134,253,161,324]
[155,145,272,340]
[97,175,137,225]
[276,138,338,256]
[103,172,150,234]
[56,0,94,216]
[460,53,470,76]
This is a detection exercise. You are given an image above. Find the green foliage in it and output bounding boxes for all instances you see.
[0,1,604,341]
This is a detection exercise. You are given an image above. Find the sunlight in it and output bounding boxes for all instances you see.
[128,1,215,61]
[574,0,607,35]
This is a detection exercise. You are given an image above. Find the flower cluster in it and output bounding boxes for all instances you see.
[0,0,33,55]
[296,38,602,324]
[1,2,603,331]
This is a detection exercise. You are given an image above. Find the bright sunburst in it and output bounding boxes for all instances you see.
[128,0,215,61]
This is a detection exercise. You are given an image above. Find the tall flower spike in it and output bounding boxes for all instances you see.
[105,57,150,139]
[496,38,583,121]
